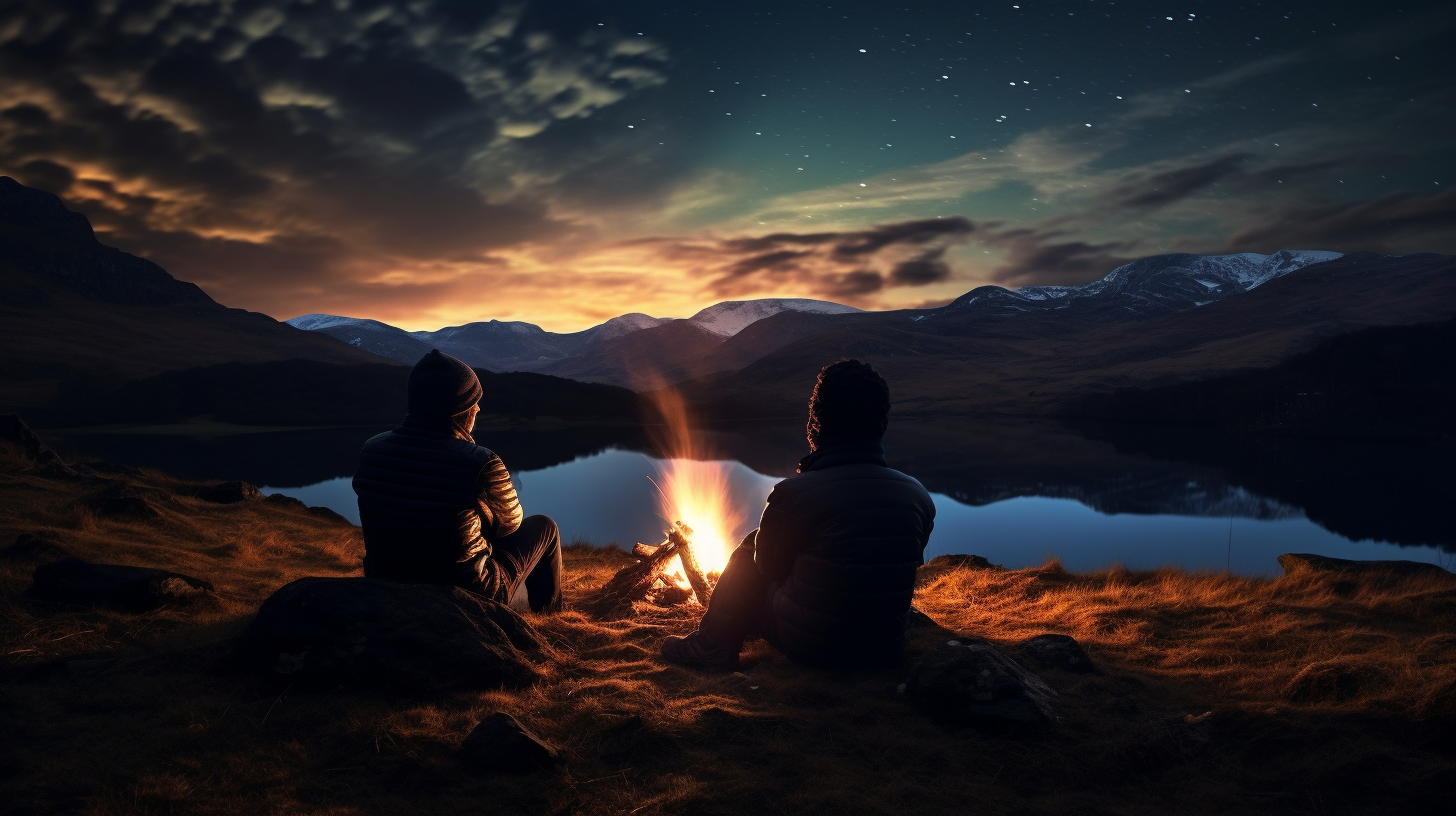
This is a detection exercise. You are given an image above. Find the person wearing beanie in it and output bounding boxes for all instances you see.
[352,350,563,611]
[661,359,935,670]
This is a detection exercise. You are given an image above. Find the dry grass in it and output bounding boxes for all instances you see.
[1,442,1452,815]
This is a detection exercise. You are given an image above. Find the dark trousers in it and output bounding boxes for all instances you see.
[492,515,563,613]
[699,530,776,651]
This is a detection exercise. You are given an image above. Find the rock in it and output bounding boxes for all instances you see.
[904,638,1057,726]
[462,713,560,772]
[1277,552,1451,578]
[234,578,542,692]
[30,558,214,611]
[1019,634,1096,673]
[0,413,78,478]
[198,480,263,503]
[0,533,72,563]
[306,505,352,524]
[265,493,308,509]
[924,554,1002,570]
[86,484,166,520]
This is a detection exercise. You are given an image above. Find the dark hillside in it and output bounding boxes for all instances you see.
[1065,316,1456,446]
[37,361,645,428]
[677,253,1456,420]
[0,178,392,413]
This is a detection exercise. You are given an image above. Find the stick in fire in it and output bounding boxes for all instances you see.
[593,521,714,613]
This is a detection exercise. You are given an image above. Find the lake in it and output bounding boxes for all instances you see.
[43,418,1454,577]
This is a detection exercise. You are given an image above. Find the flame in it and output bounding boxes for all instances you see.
[647,389,741,580]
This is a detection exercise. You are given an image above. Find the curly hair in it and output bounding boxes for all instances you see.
[806,359,890,450]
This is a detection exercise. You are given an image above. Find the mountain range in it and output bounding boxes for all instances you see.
[290,251,1345,391]
[3,174,1453,430]
[287,298,862,388]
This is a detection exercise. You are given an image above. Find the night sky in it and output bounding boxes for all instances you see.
[2,1,1453,330]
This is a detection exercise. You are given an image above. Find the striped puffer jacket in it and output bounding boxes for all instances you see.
[352,417,522,596]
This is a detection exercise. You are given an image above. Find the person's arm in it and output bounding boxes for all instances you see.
[476,454,523,540]
[753,483,806,583]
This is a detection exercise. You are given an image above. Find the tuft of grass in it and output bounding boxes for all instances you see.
[1,440,1452,814]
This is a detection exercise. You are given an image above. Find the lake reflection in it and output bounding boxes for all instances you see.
[262,446,1451,577]
[46,419,1454,577]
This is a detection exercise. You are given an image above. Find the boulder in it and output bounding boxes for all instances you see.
[86,484,167,520]
[30,558,214,611]
[198,480,263,503]
[904,638,1057,726]
[0,413,78,478]
[235,577,542,692]
[924,554,1002,570]
[1019,634,1096,673]
[1277,553,1451,579]
[265,493,308,509]
[0,533,73,563]
[462,713,560,772]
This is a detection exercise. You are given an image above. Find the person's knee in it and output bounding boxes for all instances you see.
[522,515,560,542]
[737,529,758,552]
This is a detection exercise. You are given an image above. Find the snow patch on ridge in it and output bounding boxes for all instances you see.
[688,298,863,337]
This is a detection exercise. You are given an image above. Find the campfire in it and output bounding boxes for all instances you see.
[594,390,743,613]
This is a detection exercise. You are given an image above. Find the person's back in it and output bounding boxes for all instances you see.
[354,417,512,589]
[662,359,935,670]
[353,350,562,611]
[758,440,934,667]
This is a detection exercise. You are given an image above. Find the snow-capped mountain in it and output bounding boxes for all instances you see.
[941,250,1342,318]
[285,313,435,363]
[688,298,863,337]
[285,299,859,369]
[587,312,673,342]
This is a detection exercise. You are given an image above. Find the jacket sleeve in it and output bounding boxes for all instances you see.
[753,483,807,583]
[475,454,523,540]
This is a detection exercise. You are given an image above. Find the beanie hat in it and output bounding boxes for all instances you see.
[407,350,482,420]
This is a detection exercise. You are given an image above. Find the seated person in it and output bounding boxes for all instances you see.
[352,350,562,613]
[662,359,936,670]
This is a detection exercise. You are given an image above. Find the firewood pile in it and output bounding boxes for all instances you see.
[591,521,714,615]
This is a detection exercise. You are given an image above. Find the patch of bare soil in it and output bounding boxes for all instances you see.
[1,442,1452,815]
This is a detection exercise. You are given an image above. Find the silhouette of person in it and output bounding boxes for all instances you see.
[662,359,935,669]
[353,350,562,612]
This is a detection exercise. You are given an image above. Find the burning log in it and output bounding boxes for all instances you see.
[594,535,681,613]
[672,522,713,607]
[592,522,715,613]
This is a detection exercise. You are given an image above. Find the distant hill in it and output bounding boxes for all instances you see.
[286,298,861,380]
[46,360,646,428]
[673,252,1456,420]
[1064,315,1456,446]
[0,177,392,415]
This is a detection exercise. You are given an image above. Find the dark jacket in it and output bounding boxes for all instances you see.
[754,440,936,667]
[352,417,522,596]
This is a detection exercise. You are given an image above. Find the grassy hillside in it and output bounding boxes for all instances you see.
[1,441,1453,814]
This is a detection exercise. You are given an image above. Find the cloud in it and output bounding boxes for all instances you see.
[975,228,1139,288]
[1224,188,1456,254]
[698,217,974,300]
[0,0,671,315]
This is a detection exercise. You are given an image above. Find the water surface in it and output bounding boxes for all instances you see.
[46,420,1454,577]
